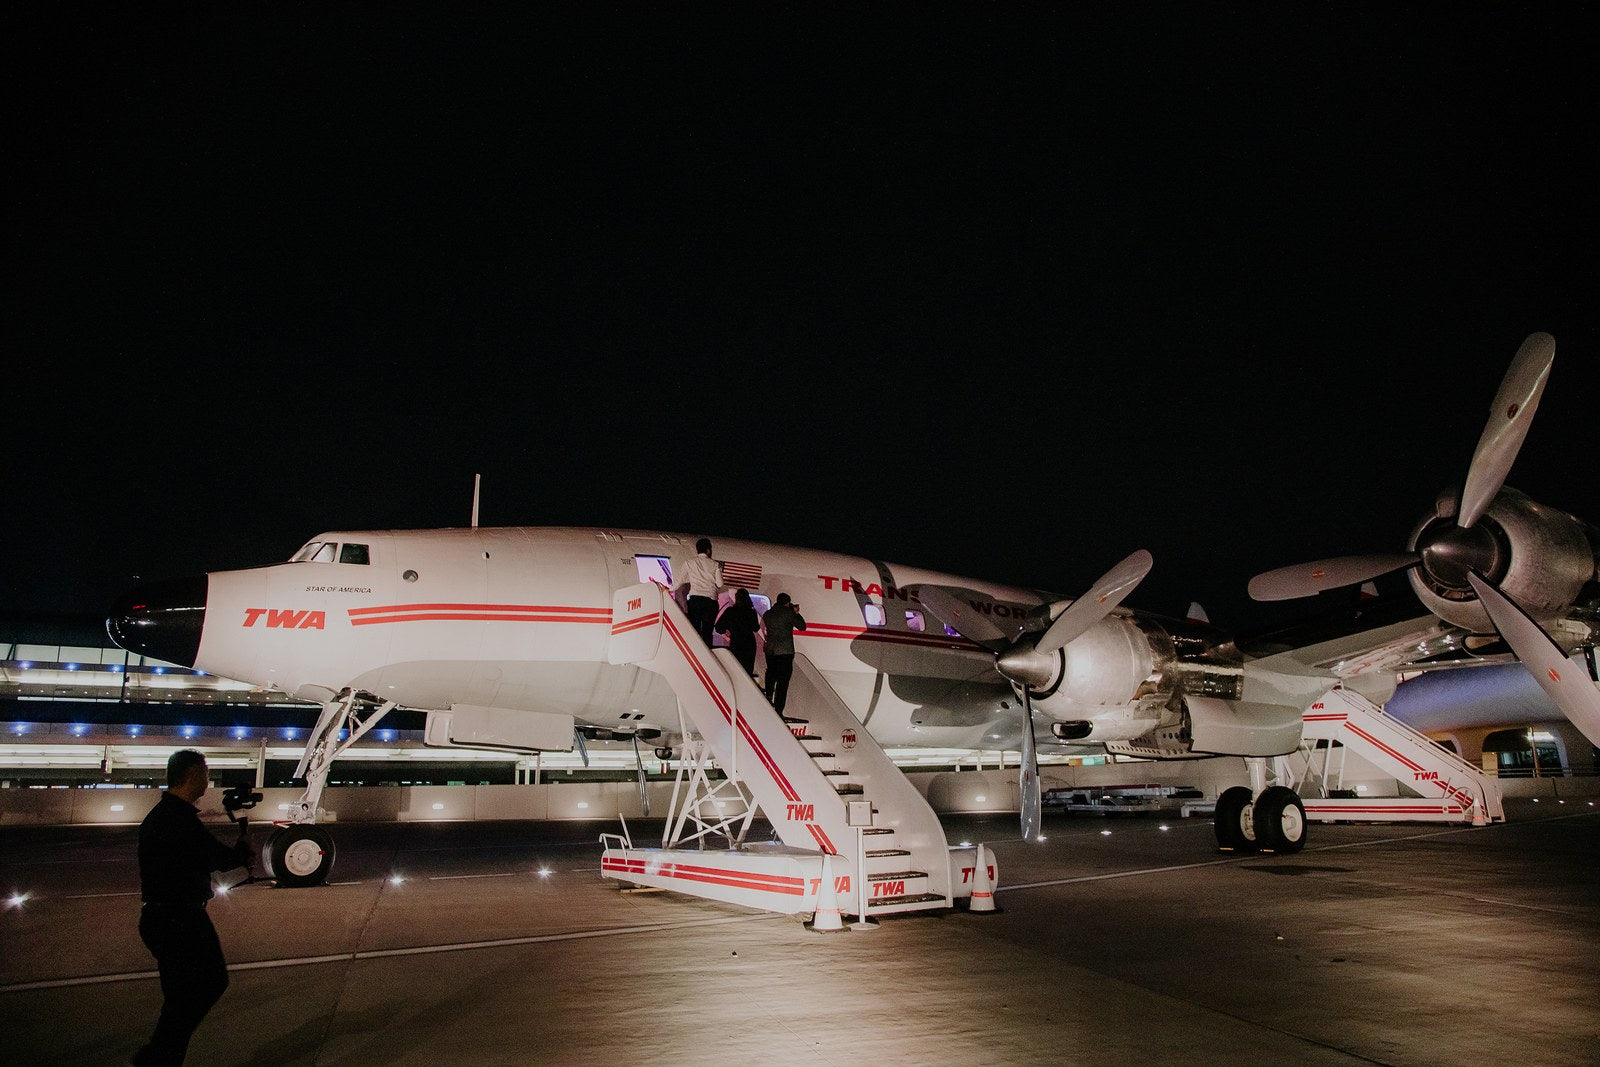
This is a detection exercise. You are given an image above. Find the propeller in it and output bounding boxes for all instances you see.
[1249,332,1555,604]
[921,549,1154,840]
[1246,331,1600,750]
[1466,573,1600,751]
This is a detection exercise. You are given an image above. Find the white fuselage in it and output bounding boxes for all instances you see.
[195,527,1062,749]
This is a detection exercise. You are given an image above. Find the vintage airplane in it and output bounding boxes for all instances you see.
[103,332,1598,898]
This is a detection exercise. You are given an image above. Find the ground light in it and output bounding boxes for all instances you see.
[8,892,29,908]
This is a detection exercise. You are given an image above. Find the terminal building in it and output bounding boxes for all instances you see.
[3,612,1595,823]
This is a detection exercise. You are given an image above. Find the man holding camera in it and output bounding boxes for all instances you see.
[133,749,252,1066]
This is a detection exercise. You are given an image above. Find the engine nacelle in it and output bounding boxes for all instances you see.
[1407,487,1597,635]
[1019,614,1179,743]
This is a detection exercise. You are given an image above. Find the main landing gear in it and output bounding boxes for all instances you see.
[263,687,396,888]
[1214,758,1307,854]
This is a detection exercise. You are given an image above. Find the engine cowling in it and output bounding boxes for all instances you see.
[1407,487,1597,635]
[1015,614,1178,743]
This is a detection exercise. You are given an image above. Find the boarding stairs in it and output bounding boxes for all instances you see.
[601,582,976,919]
[1282,687,1504,825]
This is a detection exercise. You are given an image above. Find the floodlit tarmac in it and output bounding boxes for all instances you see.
[3,801,1597,1066]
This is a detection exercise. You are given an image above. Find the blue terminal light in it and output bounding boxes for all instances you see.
[282,728,299,740]
[65,662,79,671]
[72,724,89,736]
[182,726,198,738]
[153,666,167,675]
[129,725,141,736]
[18,661,32,670]
[110,664,123,673]
[232,727,248,740]
[379,729,397,741]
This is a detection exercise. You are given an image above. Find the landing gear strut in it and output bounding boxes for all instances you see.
[264,688,395,887]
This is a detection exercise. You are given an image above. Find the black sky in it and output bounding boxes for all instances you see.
[4,4,1597,632]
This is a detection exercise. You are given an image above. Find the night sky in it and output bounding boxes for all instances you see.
[5,5,1596,635]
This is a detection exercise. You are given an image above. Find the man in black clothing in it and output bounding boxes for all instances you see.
[760,593,807,713]
[133,749,251,1067]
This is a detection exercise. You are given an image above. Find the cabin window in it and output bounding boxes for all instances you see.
[339,543,370,565]
[943,624,961,638]
[905,610,926,632]
[861,603,886,626]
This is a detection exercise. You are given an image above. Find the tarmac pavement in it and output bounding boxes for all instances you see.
[2,800,1596,1065]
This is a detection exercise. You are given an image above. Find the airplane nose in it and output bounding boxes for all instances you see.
[106,575,209,669]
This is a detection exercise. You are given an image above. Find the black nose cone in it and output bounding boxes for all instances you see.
[106,576,209,668]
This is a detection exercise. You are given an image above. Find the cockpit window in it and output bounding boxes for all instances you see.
[339,543,370,565]
[291,542,325,563]
[310,542,337,563]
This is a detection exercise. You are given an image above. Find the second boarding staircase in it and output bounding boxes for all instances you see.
[600,582,984,919]
[1282,687,1504,825]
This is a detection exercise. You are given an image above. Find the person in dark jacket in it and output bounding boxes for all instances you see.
[760,593,807,713]
[133,749,251,1067]
[714,587,761,678]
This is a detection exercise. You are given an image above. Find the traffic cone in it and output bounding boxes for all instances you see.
[968,844,997,913]
[807,854,846,933]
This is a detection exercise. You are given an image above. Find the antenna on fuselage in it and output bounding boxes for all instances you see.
[471,473,481,528]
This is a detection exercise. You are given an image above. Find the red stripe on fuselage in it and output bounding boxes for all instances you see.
[348,603,610,627]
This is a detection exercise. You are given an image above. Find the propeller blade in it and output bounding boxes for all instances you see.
[1016,684,1042,841]
[1466,572,1600,750]
[912,584,1013,651]
[1036,549,1154,655]
[1458,332,1555,528]
[1247,554,1417,601]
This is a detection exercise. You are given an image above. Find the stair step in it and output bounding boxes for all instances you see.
[820,768,849,776]
[834,784,865,795]
[865,849,911,858]
[805,751,836,759]
[782,717,808,725]
[863,827,893,835]
[867,892,945,909]
[868,870,926,882]
[793,733,821,741]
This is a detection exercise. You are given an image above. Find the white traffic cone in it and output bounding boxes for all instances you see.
[807,854,846,933]
[968,844,997,913]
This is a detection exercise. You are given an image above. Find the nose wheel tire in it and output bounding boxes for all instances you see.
[1213,785,1258,852]
[267,824,336,887]
[1251,786,1307,853]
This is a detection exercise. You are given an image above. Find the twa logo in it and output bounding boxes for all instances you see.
[1310,702,1326,710]
[960,864,996,884]
[873,880,906,897]
[809,875,850,895]
[1414,770,1439,782]
[785,803,815,821]
[627,597,642,611]
[243,608,327,630]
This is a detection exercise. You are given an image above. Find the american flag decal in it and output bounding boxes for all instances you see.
[721,560,763,589]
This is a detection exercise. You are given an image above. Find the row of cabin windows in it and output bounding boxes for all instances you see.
[280,547,953,635]
[634,554,953,635]
[291,542,370,565]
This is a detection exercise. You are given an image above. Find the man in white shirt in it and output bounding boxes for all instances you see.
[674,537,724,647]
